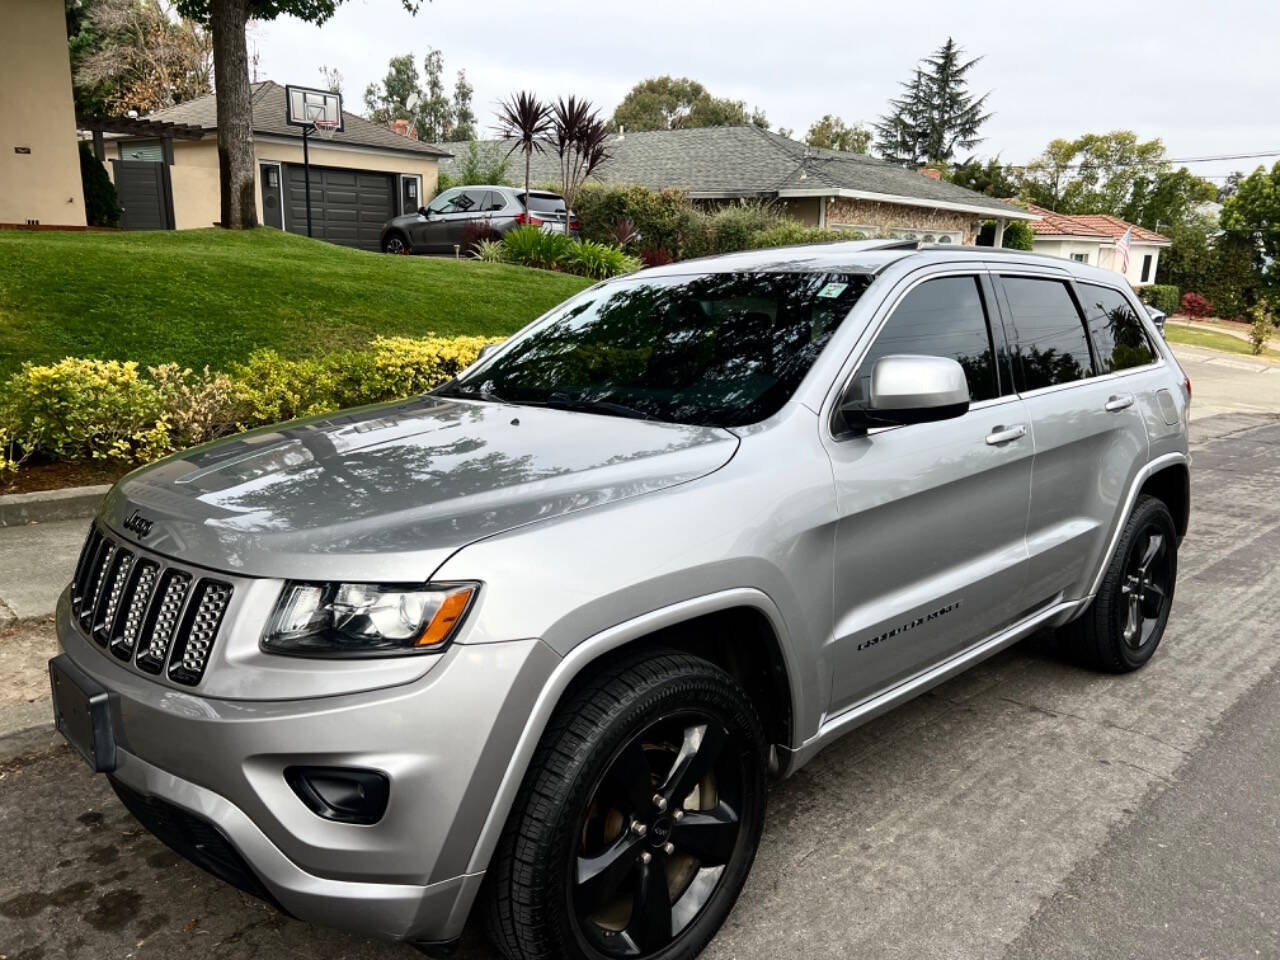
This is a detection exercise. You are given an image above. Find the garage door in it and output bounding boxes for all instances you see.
[284,165,395,250]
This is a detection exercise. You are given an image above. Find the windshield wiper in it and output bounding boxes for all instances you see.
[541,394,660,422]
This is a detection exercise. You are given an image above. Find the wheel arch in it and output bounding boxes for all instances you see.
[1140,461,1190,539]
[462,588,800,878]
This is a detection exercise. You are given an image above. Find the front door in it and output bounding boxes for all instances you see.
[991,272,1150,605]
[823,271,1034,715]
[260,163,283,229]
[400,175,420,216]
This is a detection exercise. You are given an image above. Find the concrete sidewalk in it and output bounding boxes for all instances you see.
[0,518,86,621]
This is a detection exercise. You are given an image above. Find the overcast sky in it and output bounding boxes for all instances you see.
[254,0,1279,183]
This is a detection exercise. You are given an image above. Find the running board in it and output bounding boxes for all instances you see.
[781,599,1081,773]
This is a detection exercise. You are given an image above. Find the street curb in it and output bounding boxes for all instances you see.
[0,484,108,527]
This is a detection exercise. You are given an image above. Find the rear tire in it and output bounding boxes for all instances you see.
[484,651,767,960]
[1064,494,1178,673]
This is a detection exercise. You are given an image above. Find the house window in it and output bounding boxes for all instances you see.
[120,140,163,162]
[1070,253,1089,264]
[1141,254,1153,283]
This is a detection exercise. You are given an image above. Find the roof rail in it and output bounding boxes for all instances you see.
[829,238,921,252]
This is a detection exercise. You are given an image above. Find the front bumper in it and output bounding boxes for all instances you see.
[54,588,558,942]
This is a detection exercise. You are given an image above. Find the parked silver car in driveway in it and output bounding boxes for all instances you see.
[379,184,579,255]
[50,240,1190,960]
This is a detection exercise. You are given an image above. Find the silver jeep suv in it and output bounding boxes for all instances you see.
[50,240,1190,960]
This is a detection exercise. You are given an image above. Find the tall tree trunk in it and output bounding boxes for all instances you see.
[210,0,256,229]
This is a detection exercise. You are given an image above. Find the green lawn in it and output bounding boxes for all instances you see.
[1164,323,1280,360]
[0,228,591,377]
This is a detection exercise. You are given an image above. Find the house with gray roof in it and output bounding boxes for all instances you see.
[108,81,451,249]
[441,126,1036,245]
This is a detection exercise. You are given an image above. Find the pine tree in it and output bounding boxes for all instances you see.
[874,38,991,167]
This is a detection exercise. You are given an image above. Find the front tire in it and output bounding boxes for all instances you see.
[485,651,767,960]
[1065,494,1178,673]
[383,231,411,255]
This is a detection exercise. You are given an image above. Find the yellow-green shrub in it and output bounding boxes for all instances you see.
[0,335,506,473]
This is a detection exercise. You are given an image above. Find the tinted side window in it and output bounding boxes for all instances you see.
[1079,283,1156,373]
[454,190,487,213]
[1000,277,1095,391]
[846,276,1000,409]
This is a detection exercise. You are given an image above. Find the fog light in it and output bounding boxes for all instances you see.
[285,766,389,825]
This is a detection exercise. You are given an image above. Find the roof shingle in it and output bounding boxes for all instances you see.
[147,81,451,158]
[1024,204,1169,244]
[440,126,1032,219]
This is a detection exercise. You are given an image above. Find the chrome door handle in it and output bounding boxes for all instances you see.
[1105,394,1135,412]
[985,424,1026,445]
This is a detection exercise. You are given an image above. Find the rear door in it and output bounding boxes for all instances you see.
[823,269,1034,715]
[991,271,1149,605]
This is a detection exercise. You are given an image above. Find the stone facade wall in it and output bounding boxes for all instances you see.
[824,197,981,245]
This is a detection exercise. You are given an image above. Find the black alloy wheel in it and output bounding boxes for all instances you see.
[383,232,410,254]
[571,711,745,957]
[485,652,767,960]
[1066,494,1178,673]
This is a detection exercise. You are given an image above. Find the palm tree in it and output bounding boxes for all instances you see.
[550,97,613,222]
[497,91,552,215]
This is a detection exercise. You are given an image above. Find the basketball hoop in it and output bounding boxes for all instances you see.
[312,118,338,140]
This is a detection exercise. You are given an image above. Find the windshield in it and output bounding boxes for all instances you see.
[437,271,871,427]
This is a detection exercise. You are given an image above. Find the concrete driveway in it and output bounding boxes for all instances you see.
[2,362,1280,960]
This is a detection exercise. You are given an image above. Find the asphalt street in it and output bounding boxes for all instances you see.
[3,413,1280,960]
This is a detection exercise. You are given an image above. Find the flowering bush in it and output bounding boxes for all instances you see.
[0,334,504,474]
[1180,292,1214,318]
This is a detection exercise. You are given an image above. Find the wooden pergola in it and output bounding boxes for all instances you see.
[77,115,206,164]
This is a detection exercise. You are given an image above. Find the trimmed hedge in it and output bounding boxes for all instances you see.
[0,335,502,473]
[1139,284,1180,316]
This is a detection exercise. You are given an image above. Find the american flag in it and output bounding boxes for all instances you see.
[1116,227,1132,274]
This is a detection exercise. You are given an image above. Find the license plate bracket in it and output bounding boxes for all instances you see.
[49,654,117,772]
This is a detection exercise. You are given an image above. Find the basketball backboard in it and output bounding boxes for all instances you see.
[284,84,344,132]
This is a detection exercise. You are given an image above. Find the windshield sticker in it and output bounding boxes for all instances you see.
[817,282,848,299]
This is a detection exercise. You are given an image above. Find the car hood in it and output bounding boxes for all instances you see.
[101,396,738,581]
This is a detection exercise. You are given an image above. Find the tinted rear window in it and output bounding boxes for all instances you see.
[520,193,566,214]
[1000,277,1095,391]
[1078,283,1157,373]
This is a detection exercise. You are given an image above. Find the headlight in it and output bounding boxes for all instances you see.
[262,581,478,657]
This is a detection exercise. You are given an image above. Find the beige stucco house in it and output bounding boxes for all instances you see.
[108,82,449,249]
[440,127,1038,244]
[1,0,86,227]
[1025,204,1170,286]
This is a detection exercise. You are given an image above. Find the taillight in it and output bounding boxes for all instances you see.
[514,212,544,226]
[568,216,580,230]
[1183,374,1191,401]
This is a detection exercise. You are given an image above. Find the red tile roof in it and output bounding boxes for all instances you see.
[1024,204,1170,244]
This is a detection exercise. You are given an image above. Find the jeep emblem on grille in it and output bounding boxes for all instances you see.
[123,510,154,539]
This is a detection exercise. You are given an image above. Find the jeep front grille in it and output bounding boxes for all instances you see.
[71,525,232,686]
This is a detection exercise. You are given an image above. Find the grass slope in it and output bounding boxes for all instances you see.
[1164,323,1280,360]
[0,228,590,376]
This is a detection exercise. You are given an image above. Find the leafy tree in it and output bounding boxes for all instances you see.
[73,0,212,115]
[947,156,1018,198]
[438,140,511,192]
[1021,132,1165,216]
[1124,167,1216,232]
[1160,212,1217,296]
[805,115,872,154]
[449,69,475,140]
[363,53,420,124]
[611,76,754,131]
[319,64,343,96]
[1221,162,1280,301]
[416,47,451,142]
[874,38,991,166]
[498,91,552,210]
[173,0,422,229]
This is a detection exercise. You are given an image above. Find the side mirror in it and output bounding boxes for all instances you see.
[841,354,970,430]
